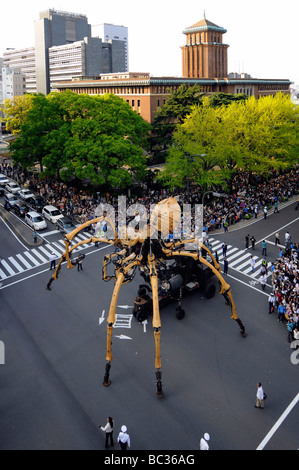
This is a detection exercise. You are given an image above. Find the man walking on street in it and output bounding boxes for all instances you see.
[250,256,256,273]
[275,232,280,245]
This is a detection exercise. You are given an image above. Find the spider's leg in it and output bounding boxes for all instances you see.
[149,259,164,397]
[103,270,124,386]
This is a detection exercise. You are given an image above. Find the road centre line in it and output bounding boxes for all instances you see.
[256,392,299,450]
[0,215,28,249]
[256,216,299,246]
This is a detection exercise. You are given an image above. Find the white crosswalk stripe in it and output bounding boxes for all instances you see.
[0,233,96,282]
[208,237,268,280]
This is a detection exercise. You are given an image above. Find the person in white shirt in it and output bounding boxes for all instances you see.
[117,425,130,450]
[250,256,256,273]
[200,433,210,450]
[255,383,265,409]
[99,416,114,449]
[268,292,275,313]
[49,252,57,270]
[259,274,267,291]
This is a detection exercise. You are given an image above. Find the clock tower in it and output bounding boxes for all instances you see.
[182,15,229,79]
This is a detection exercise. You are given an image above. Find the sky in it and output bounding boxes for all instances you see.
[1,0,298,86]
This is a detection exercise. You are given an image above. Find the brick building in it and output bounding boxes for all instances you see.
[55,16,292,124]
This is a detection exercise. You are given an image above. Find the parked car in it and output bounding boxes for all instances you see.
[30,196,47,213]
[42,205,64,224]
[0,186,4,196]
[25,211,47,231]
[18,188,35,201]
[4,192,20,207]
[5,181,21,194]
[56,217,76,234]
[12,201,30,218]
[0,174,9,186]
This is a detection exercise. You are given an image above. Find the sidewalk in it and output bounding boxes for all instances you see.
[208,196,297,236]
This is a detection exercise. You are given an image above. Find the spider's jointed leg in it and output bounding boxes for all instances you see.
[103,271,124,386]
[149,257,164,397]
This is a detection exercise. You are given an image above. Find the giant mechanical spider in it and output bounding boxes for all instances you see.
[47,197,246,396]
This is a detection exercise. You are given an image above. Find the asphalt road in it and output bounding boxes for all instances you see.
[0,198,298,450]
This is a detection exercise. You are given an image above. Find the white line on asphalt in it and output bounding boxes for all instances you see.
[8,256,25,273]
[256,217,299,246]
[256,392,299,450]
[223,272,269,296]
[16,253,32,269]
[0,216,28,249]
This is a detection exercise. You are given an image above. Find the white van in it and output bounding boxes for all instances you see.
[42,205,64,224]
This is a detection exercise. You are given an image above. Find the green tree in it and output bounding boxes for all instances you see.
[0,94,34,135]
[10,91,151,188]
[150,84,204,163]
[158,93,299,191]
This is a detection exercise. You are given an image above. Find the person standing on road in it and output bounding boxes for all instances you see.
[250,235,256,250]
[117,425,130,450]
[268,292,275,314]
[199,433,210,450]
[33,231,38,243]
[77,257,83,271]
[49,252,57,270]
[263,206,268,219]
[255,383,265,409]
[259,273,267,291]
[262,240,267,257]
[245,234,250,249]
[222,242,227,257]
[99,417,114,449]
[274,201,279,213]
[223,257,229,275]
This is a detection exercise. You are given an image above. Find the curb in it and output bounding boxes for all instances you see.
[0,205,44,248]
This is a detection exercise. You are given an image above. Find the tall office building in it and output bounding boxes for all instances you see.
[49,37,126,90]
[34,9,91,94]
[3,10,127,95]
[181,16,229,79]
[92,23,129,71]
[2,67,26,100]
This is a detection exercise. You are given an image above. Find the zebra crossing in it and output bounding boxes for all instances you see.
[0,233,270,284]
[0,231,94,281]
[207,237,269,281]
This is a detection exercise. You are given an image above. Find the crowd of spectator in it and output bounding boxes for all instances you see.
[271,241,299,347]
[1,161,298,234]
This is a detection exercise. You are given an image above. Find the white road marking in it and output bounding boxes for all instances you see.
[256,392,299,450]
